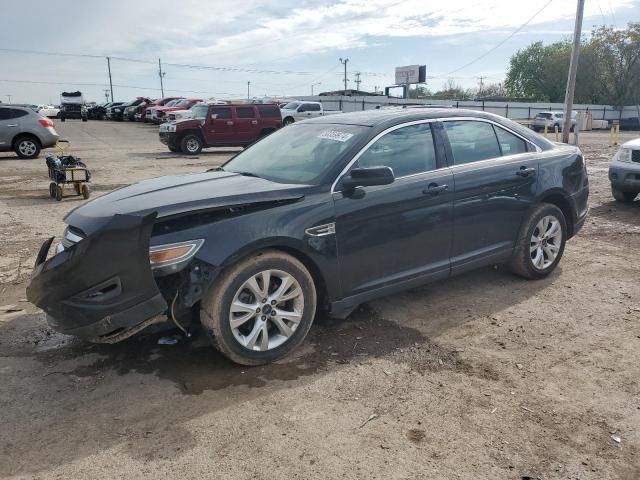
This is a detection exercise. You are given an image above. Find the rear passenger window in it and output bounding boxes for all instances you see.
[443,121,501,165]
[257,105,281,118]
[304,103,321,112]
[236,107,255,118]
[211,108,232,119]
[0,108,26,120]
[494,126,527,155]
[357,123,437,177]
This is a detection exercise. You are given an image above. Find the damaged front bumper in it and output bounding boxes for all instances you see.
[26,213,169,343]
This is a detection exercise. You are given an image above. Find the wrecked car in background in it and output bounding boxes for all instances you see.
[27,109,588,366]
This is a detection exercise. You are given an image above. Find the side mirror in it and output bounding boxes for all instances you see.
[341,166,395,191]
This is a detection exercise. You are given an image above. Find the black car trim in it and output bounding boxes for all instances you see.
[26,212,168,339]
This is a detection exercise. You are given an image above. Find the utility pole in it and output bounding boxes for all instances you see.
[106,56,114,102]
[339,58,349,95]
[6,94,12,104]
[247,81,251,100]
[562,0,585,143]
[477,76,485,97]
[103,89,110,103]
[158,58,165,97]
[311,82,321,96]
[354,72,361,92]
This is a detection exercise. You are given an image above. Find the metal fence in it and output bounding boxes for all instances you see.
[295,96,640,129]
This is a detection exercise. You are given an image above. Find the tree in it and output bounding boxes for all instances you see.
[591,23,640,106]
[432,79,467,99]
[504,23,640,105]
[408,85,433,99]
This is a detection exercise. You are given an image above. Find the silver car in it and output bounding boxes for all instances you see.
[0,106,59,158]
[532,111,577,132]
[609,138,640,202]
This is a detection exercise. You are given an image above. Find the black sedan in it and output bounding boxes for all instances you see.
[27,109,589,365]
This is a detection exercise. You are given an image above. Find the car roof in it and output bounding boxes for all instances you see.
[303,108,505,127]
[621,138,640,149]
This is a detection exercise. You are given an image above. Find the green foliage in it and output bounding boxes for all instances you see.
[504,23,640,106]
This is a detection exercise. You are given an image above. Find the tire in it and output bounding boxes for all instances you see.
[14,135,41,159]
[283,117,295,126]
[81,184,90,199]
[55,185,63,201]
[82,117,88,122]
[49,182,57,198]
[509,203,567,280]
[570,125,575,132]
[60,116,66,122]
[168,145,181,153]
[74,183,81,196]
[180,134,202,155]
[200,249,317,366]
[612,188,637,203]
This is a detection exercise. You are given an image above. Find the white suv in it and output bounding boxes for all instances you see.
[532,111,577,132]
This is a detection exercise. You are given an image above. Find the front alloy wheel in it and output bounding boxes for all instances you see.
[201,250,316,365]
[229,270,303,351]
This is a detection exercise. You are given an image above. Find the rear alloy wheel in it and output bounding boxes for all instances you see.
[510,204,567,279]
[201,250,317,366]
[180,134,202,155]
[15,136,40,159]
[612,188,637,203]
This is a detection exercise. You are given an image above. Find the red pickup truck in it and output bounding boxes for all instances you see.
[158,103,282,154]
[136,96,183,122]
[152,98,203,124]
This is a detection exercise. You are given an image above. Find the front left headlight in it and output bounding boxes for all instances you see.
[149,239,204,271]
[613,148,631,163]
[166,123,177,132]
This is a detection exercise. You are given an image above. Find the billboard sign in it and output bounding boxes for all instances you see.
[394,65,426,85]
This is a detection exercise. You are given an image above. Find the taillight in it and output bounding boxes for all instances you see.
[38,119,54,128]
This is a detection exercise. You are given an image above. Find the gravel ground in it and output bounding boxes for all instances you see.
[0,120,639,480]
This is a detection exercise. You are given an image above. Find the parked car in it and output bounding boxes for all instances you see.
[167,109,193,122]
[123,97,152,121]
[87,102,117,120]
[159,103,282,153]
[0,105,59,158]
[27,109,588,365]
[107,98,148,121]
[148,99,181,123]
[152,98,203,124]
[59,91,87,122]
[609,137,640,202]
[137,97,183,122]
[532,111,577,132]
[37,105,60,118]
[280,101,341,126]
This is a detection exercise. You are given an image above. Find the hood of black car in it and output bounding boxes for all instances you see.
[65,171,306,235]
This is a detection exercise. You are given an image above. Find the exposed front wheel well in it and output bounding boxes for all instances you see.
[540,194,574,237]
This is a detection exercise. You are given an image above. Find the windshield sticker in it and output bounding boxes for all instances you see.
[318,130,354,142]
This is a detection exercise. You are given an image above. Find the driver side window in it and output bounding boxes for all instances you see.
[357,123,437,177]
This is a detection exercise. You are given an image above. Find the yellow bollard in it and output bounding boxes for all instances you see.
[544,124,548,137]
[615,123,620,146]
[609,126,614,146]
[554,125,559,142]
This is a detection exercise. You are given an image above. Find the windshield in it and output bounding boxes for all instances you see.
[173,99,189,106]
[223,123,367,184]
[164,100,178,107]
[282,102,300,110]
[190,105,208,119]
[536,113,552,119]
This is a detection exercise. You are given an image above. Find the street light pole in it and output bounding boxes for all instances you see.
[6,94,13,104]
[158,58,165,97]
[247,81,251,100]
[339,58,349,95]
[311,82,321,96]
[562,0,585,143]
[106,56,114,102]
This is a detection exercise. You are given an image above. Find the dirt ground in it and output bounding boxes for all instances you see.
[0,120,639,480]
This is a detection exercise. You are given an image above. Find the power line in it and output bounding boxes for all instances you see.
[440,0,555,77]
[0,78,246,96]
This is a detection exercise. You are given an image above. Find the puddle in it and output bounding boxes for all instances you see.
[32,305,437,394]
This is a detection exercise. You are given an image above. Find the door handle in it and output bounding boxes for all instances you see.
[7,124,18,127]
[226,121,234,125]
[251,120,258,124]
[423,183,448,195]
[516,166,536,177]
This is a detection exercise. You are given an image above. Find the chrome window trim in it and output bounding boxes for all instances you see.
[331,116,542,193]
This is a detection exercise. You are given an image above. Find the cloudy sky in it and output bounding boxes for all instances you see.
[1,0,639,104]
